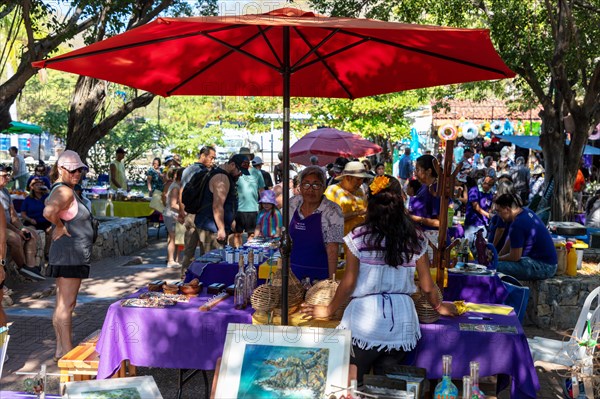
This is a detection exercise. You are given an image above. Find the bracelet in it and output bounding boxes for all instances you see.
[433,302,442,311]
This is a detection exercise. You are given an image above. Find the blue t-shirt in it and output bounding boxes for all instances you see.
[507,208,557,264]
[465,186,493,227]
[409,183,439,230]
[21,194,49,224]
[487,214,509,251]
[398,156,414,179]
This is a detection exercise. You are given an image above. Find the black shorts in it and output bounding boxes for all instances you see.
[46,265,90,279]
[234,211,258,234]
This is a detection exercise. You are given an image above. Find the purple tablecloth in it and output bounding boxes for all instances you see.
[0,393,60,399]
[407,309,539,398]
[184,261,238,286]
[96,289,253,379]
[443,272,508,304]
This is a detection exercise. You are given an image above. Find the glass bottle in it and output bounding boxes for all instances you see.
[234,254,247,309]
[462,376,472,399]
[245,250,257,302]
[434,355,458,399]
[475,229,488,266]
[469,361,485,399]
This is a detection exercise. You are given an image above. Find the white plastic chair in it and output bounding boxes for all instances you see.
[527,286,600,375]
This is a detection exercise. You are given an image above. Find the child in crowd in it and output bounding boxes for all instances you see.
[254,190,282,238]
[405,179,422,213]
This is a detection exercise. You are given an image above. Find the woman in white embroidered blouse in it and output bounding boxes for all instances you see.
[301,175,456,383]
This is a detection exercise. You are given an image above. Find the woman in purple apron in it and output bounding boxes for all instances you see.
[289,166,344,281]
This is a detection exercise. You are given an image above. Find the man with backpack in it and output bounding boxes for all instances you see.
[179,146,216,270]
[182,154,244,255]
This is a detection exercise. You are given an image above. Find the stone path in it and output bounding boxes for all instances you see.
[0,228,577,398]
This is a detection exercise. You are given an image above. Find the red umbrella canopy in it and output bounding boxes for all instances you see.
[290,128,382,165]
[33,8,515,99]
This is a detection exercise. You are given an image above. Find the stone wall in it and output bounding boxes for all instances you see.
[91,217,148,260]
[524,276,600,330]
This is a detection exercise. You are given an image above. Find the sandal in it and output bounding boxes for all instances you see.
[52,356,61,363]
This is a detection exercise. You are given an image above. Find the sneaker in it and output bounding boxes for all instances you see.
[167,261,181,268]
[19,266,46,281]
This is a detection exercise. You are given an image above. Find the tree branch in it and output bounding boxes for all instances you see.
[129,0,173,30]
[583,61,600,113]
[572,0,600,13]
[92,92,155,138]
[0,3,17,20]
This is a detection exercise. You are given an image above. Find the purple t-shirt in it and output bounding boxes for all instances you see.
[465,186,493,227]
[409,183,439,230]
[508,208,557,264]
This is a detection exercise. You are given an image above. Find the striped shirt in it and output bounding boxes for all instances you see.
[256,208,283,238]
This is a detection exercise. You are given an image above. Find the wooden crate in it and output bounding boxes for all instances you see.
[58,332,136,383]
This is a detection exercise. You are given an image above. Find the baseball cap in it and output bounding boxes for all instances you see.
[229,154,250,175]
[252,156,264,166]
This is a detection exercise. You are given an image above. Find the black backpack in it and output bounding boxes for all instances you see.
[181,167,224,214]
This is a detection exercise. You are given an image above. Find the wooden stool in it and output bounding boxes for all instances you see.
[58,330,136,383]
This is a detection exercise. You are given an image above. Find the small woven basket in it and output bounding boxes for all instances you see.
[411,284,443,324]
[305,277,349,320]
[250,284,281,313]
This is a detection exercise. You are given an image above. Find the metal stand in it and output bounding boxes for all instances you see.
[176,368,209,399]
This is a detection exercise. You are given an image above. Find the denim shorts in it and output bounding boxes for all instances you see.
[497,257,557,281]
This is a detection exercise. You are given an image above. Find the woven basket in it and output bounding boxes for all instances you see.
[305,278,349,320]
[411,284,443,324]
[250,284,280,313]
[269,268,305,308]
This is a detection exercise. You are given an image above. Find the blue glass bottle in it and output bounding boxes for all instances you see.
[434,355,458,399]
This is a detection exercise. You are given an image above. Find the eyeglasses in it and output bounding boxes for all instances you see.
[301,182,324,191]
[62,166,85,174]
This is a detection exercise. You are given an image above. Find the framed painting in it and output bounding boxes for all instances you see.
[215,323,351,398]
[63,376,163,399]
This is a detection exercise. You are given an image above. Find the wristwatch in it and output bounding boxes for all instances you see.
[0,259,6,267]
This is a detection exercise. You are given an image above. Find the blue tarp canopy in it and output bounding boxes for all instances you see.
[497,135,600,155]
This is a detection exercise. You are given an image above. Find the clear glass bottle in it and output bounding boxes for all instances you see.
[462,376,472,399]
[234,254,247,309]
[245,250,257,302]
[469,361,485,399]
[434,355,458,399]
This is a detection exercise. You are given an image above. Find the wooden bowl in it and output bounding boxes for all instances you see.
[180,284,201,297]
[163,284,180,295]
[148,283,163,292]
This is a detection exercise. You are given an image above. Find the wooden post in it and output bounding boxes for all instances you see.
[432,139,461,290]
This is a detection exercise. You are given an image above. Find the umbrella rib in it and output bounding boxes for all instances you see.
[200,29,282,72]
[290,28,340,71]
[293,38,369,73]
[257,26,283,68]
[336,29,512,76]
[166,28,278,95]
[292,27,355,99]
[40,24,247,66]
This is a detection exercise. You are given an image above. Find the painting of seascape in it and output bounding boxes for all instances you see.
[236,345,329,398]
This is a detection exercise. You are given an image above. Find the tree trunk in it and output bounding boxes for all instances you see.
[65,76,155,161]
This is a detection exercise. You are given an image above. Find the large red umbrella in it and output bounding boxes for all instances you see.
[290,128,382,165]
[33,7,515,323]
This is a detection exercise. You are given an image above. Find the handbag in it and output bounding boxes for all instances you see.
[149,190,165,213]
[175,222,186,246]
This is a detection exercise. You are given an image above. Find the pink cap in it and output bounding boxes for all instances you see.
[57,150,88,171]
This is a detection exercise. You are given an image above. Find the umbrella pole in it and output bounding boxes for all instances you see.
[280,26,291,326]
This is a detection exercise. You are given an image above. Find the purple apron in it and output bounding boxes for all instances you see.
[289,209,329,280]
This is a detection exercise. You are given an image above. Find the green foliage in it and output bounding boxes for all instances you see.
[17,70,76,138]
[87,118,163,174]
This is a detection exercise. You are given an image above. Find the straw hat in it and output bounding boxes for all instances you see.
[335,161,373,180]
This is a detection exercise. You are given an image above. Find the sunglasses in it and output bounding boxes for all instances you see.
[62,166,85,174]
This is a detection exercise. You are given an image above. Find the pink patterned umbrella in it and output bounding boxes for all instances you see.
[290,128,382,165]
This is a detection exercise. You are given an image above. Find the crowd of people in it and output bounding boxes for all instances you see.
[0,141,568,378]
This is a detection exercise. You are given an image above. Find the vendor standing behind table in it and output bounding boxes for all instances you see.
[325,161,370,236]
[301,175,457,383]
[109,147,127,191]
[463,175,495,243]
[410,155,440,230]
[289,166,343,281]
[495,193,557,280]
